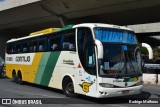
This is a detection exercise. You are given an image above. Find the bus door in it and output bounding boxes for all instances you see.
[76,28,97,96]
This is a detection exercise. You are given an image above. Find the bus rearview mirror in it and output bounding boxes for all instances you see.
[95,40,103,59]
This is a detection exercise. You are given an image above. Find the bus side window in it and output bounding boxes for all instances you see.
[77,28,96,75]
[29,39,38,52]
[85,45,96,75]
[77,28,93,70]
[22,41,29,53]
[38,37,46,52]
[49,34,61,51]
[6,43,14,54]
[33,42,37,52]
[12,43,16,54]
[15,42,22,54]
[78,28,92,53]
[52,44,58,50]
[29,39,32,52]
[62,29,75,51]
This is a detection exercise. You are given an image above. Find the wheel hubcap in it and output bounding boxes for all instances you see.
[66,83,74,94]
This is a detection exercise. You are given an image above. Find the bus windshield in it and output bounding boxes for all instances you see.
[99,44,141,76]
[94,28,142,77]
[100,44,125,76]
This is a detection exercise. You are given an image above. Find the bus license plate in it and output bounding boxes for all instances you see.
[122,90,129,94]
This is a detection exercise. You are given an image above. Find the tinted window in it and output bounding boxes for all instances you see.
[15,42,22,53]
[29,38,38,52]
[38,37,46,52]
[6,43,14,54]
[85,45,96,75]
[22,41,29,53]
[77,28,93,53]
[61,29,76,51]
[49,34,61,51]
[77,27,95,75]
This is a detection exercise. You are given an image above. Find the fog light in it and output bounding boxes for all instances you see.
[99,91,104,95]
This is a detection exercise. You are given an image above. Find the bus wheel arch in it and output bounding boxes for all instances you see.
[17,70,23,85]
[62,76,77,97]
[12,70,17,82]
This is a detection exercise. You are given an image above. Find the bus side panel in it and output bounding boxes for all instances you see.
[6,64,14,78]
[34,52,51,84]
[48,51,86,95]
[48,51,75,90]
[48,67,61,89]
[27,53,43,83]
[5,53,43,83]
[33,52,61,87]
[40,52,61,86]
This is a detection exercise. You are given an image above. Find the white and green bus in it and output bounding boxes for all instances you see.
[5,23,143,98]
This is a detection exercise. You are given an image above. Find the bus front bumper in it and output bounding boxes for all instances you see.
[96,85,143,98]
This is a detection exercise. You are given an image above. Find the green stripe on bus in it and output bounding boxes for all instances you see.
[53,25,74,33]
[34,52,51,84]
[123,78,131,82]
[123,77,136,82]
[40,51,61,86]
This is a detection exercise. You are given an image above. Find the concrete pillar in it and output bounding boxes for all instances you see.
[0,37,8,59]
[40,4,72,28]
[0,31,13,60]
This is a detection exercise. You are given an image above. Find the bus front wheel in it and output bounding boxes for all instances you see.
[62,77,76,97]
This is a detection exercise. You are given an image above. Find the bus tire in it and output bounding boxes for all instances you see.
[17,71,23,85]
[12,71,17,82]
[62,77,77,97]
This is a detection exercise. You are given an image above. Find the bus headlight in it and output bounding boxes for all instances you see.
[99,83,114,88]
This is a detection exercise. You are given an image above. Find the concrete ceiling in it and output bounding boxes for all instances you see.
[1,0,160,35]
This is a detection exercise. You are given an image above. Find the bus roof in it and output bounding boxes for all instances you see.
[7,23,133,43]
[73,23,133,31]
[6,25,74,43]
